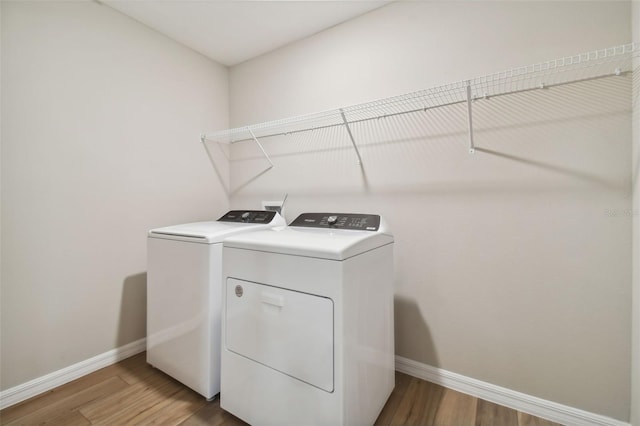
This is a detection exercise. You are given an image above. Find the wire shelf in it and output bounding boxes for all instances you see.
[202,43,638,147]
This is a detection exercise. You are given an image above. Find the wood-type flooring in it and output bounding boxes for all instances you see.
[0,352,562,426]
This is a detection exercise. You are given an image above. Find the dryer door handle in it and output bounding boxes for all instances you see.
[261,292,285,308]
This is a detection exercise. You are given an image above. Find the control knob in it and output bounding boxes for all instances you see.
[241,212,251,222]
[327,215,338,226]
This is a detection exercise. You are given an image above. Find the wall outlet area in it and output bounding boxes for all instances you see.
[262,201,284,216]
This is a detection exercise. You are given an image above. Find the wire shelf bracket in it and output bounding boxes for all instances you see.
[247,127,274,170]
[339,108,364,165]
[465,81,475,155]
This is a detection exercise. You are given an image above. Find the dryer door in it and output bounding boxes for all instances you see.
[225,278,334,392]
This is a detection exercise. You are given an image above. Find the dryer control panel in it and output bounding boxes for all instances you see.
[218,210,277,224]
[290,213,380,231]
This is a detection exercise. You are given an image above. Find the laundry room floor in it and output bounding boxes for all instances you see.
[0,352,561,425]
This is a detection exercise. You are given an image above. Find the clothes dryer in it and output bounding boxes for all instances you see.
[147,210,285,400]
[221,213,394,425]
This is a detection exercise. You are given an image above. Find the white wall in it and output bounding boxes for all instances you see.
[631,2,640,424]
[1,1,229,390]
[229,1,632,421]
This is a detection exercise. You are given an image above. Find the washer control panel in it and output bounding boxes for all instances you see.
[290,213,380,231]
[218,210,277,223]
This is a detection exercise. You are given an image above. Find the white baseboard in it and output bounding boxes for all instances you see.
[0,338,147,410]
[395,356,629,426]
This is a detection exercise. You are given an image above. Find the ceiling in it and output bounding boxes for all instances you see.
[103,1,391,67]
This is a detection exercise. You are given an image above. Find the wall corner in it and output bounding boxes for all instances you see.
[631,1,640,425]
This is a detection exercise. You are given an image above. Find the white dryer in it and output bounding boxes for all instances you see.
[221,213,395,425]
[147,210,285,400]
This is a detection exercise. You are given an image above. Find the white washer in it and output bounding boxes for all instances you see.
[221,212,395,425]
[147,210,285,400]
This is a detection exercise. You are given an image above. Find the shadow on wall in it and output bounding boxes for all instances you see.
[473,147,621,190]
[116,272,148,347]
[394,294,439,368]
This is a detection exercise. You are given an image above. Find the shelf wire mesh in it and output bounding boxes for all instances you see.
[203,43,638,146]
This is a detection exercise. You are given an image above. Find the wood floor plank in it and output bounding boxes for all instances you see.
[433,387,477,426]
[415,382,446,425]
[475,398,519,426]
[115,352,159,385]
[518,411,563,426]
[79,371,181,423]
[0,355,148,424]
[374,371,412,425]
[113,386,207,425]
[179,398,247,426]
[388,377,424,425]
[11,410,92,426]
[1,376,128,426]
[389,377,444,425]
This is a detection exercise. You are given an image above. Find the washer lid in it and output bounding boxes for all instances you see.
[148,211,285,243]
[223,222,394,260]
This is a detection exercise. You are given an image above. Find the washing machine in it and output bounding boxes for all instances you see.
[146,210,285,400]
[221,212,395,425]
